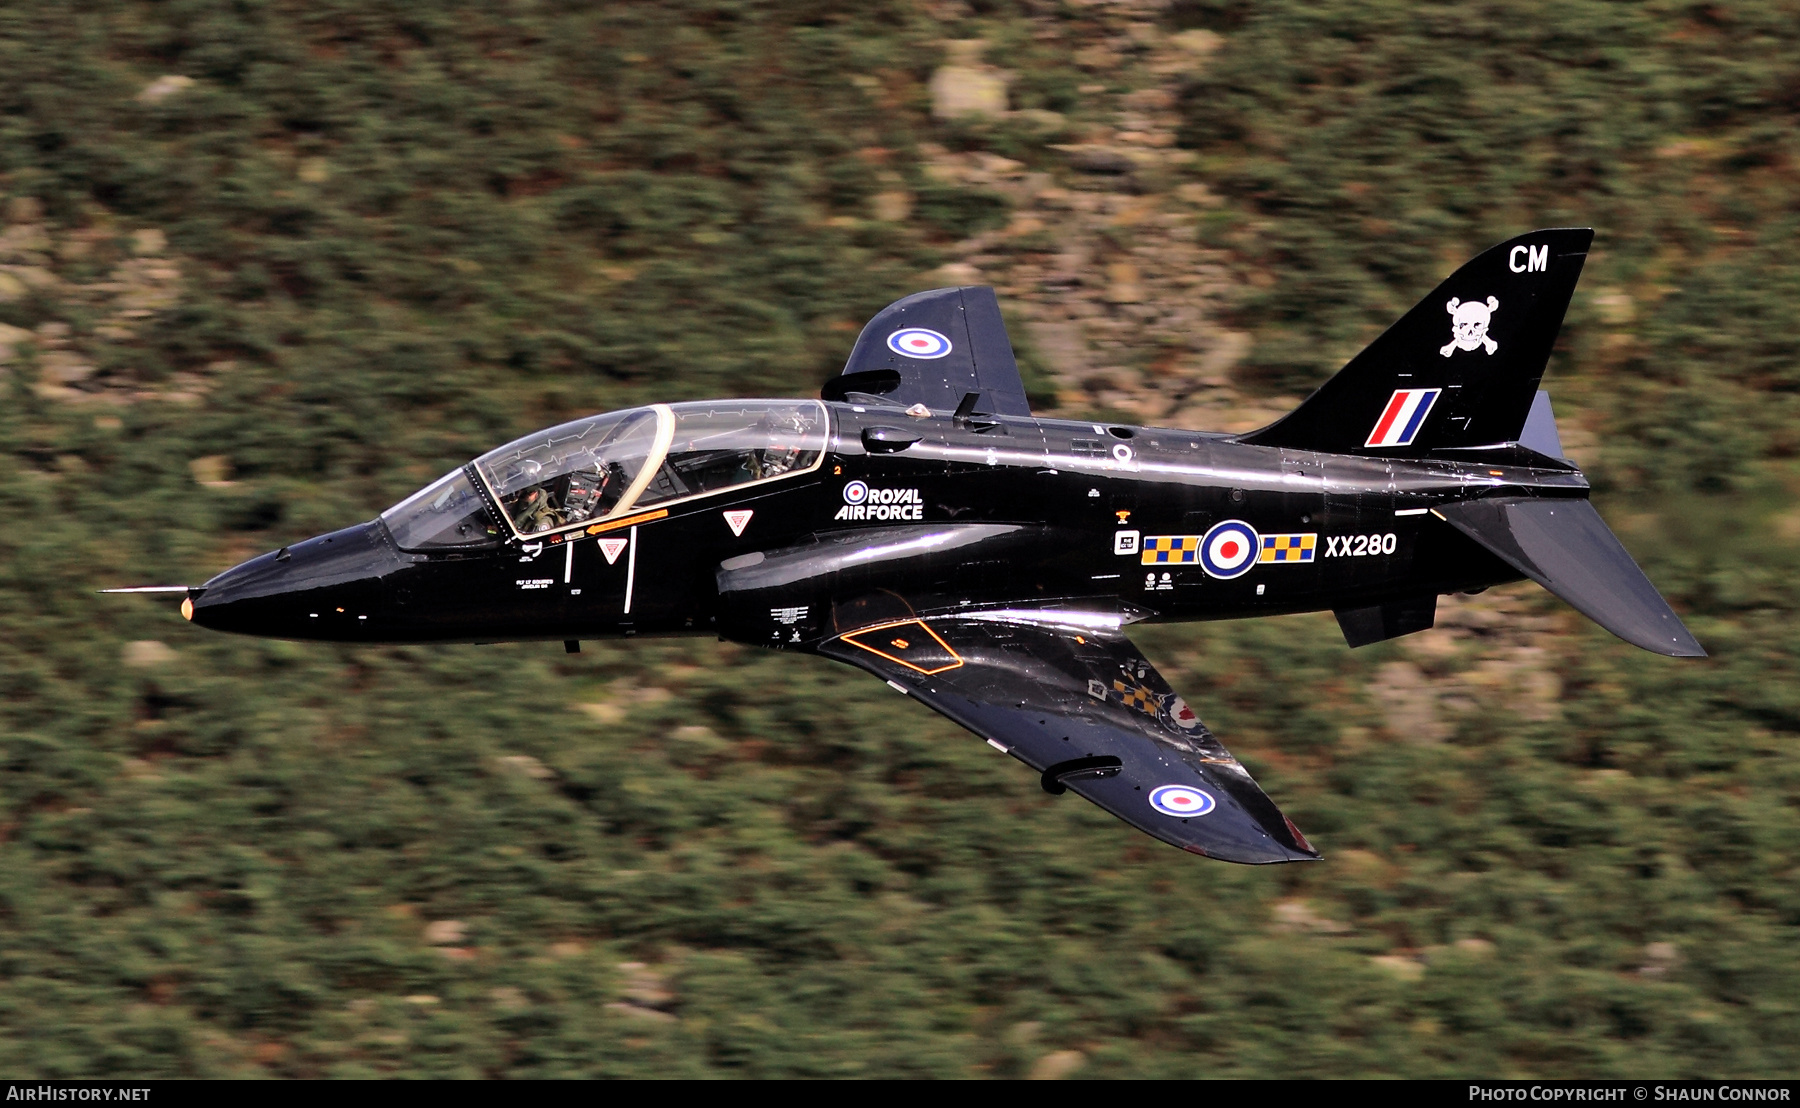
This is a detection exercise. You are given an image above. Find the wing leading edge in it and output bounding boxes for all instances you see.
[818,614,1319,864]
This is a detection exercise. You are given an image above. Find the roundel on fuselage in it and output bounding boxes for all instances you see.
[1199,520,1259,579]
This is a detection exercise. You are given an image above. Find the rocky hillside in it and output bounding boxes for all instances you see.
[0,0,1795,1079]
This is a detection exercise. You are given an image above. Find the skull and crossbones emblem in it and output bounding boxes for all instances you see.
[1441,296,1499,357]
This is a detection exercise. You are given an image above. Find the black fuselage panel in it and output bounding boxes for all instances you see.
[188,403,1583,645]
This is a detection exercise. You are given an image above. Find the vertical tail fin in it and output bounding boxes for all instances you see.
[1239,228,1593,456]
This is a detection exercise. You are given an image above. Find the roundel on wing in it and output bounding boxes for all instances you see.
[886,327,953,360]
[1164,694,1201,731]
[1148,784,1215,818]
[1199,519,1259,579]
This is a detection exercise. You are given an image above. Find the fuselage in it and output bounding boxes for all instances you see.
[187,400,1589,646]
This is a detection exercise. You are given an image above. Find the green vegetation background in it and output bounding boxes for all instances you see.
[1,0,1797,1077]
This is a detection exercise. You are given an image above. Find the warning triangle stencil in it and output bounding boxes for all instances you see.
[598,537,629,565]
[723,509,754,537]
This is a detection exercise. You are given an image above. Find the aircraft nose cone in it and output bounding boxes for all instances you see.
[190,521,409,639]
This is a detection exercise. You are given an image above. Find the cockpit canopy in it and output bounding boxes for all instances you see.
[381,400,828,551]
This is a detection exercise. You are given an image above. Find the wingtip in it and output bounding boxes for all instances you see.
[1186,842,1322,865]
[1640,629,1705,658]
[1284,815,1317,856]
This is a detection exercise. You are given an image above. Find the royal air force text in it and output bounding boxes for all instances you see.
[835,488,924,522]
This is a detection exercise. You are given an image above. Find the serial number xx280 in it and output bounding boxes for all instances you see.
[1325,533,1398,557]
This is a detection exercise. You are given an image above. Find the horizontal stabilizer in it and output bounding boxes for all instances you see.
[1435,498,1704,657]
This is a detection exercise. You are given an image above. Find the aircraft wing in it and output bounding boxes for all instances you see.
[817,613,1320,863]
[824,286,1034,416]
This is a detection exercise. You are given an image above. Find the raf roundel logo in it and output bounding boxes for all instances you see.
[1199,519,1259,579]
[843,480,870,506]
[1149,784,1215,818]
[887,327,953,360]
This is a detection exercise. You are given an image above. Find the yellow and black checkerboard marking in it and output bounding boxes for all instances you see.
[1141,535,1201,565]
[1258,533,1317,563]
[1113,679,1156,716]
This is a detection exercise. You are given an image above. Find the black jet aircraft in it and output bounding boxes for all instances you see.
[113,228,1704,864]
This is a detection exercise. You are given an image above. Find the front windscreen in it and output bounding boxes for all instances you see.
[474,406,661,536]
[381,468,500,550]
